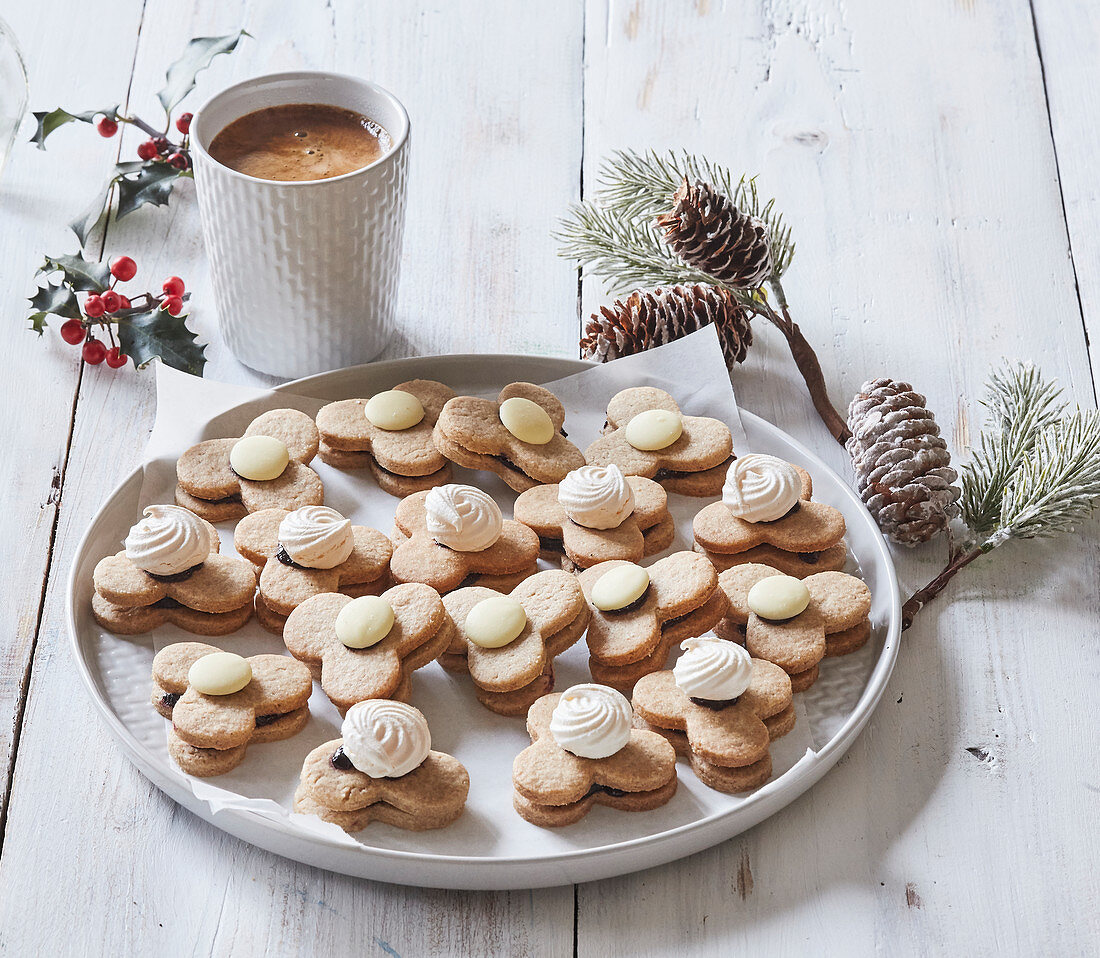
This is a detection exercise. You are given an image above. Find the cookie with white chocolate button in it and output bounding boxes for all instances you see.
[513,464,674,571]
[632,638,794,792]
[578,552,730,693]
[436,570,590,715]
[693,455,847,576]
[389,484,540,594]
[175,409,324,521]
[152,642,313,776]
[584,387,733,497]
[315,380,456,495]
[512,684,677,827]
[234,505,393,634]
[294,700,470,832]
[432,383,586,492]
[92,505,257,635]
[713,564,872,692]
[282,583,449,714]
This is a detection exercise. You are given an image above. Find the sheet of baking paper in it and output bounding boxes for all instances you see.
[98,325,846,858]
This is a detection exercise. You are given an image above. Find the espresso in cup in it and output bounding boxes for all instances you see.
[208,103,391,181]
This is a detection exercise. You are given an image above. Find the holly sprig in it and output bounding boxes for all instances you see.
[27,31,249,376]
[31,252,203,374]
[31,31,249,245]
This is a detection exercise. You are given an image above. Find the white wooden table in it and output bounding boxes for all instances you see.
[2,1,1097,954]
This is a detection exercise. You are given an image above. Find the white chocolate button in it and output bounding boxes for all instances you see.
[591,564,651,612]
[465,596,528,648]
[365,390,424,431]
[229,435,289,481]
[624,409,683,451]
[188,652,252,696]
[499,396,554,445]
[335,596,395,649]
[747,575,810,621]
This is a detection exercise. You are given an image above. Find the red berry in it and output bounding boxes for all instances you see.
[118,295,131,310]
[167,152,189,170]
[82,339,106,365]
[101,290,122,314]
[60,319,85,345]
[84,294,105,318]
[162,276,185,297]
[161,295,184,316]
[109,255,137,282]
[137,139,157,161]
[96,116,118,137]
[152,136,170,154]
[105,347,128,369]
[176,113,193,135]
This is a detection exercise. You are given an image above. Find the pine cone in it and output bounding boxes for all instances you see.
[656,178,772,287]
[580,284,753,369]
[846,379,960,545]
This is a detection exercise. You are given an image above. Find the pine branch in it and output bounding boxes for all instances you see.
[959,363,1066,535]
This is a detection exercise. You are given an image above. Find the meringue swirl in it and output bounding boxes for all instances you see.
[341,700,431,778]
[722,454,802,523]
[278,506,354,569]
[425,484,503,552]
[557,464,636,530]
[673,636,753,701]
[124,504,212,575]
[549,683,633,759]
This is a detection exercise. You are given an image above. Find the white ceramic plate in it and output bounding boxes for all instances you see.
[68,354,901,889]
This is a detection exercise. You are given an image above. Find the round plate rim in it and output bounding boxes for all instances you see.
[67,352,902,888]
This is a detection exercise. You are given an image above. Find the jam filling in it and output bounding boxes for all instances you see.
[160,692,181,709]
[254,713,282,727]
[147,563,204,583]
[586,783,628,798]
[330,746,354,770]
[689,695,740,711]
[654,456,734,481]
[797,551,821,563]
[275,544,306,569]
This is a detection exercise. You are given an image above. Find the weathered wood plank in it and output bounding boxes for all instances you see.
[0,0,145,831]
[0,0,581,955]
[576,1,1100,954]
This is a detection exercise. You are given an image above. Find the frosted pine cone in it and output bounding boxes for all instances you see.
[656,178,772,287]
[580,284,753,369]
[846,379,960,545]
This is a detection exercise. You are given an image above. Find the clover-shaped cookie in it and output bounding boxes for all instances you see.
[585,387,733,496]
[633,655,794,793]
[513,473,674,571]
[694,488,845,557]
[696,541,849,578]
[578,552,730,693]
[234,507,393,634]
[282,583,449,713]
[389,488,539,594]
[152,642,313,776]
[437,570,590,715]
[432,382,586,491]
[175,408,324,522]
[315,380,456,496]
[714,564,872,692]
[92,512,257,636]
[512,690,677,827]
[295,703,470,833]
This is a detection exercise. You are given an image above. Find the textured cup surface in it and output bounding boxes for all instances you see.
[192,72,411,377]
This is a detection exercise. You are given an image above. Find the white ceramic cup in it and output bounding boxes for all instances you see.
[191,72,410,377]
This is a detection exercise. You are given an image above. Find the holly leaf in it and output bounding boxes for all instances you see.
[116,164,185,220]
[157,31,250,114]
[70,187,113,247]
[29,282,81,318]
[27,312,51,335]
[30,105,119,149]
[117,307,206,375]
[38,252,111,292]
